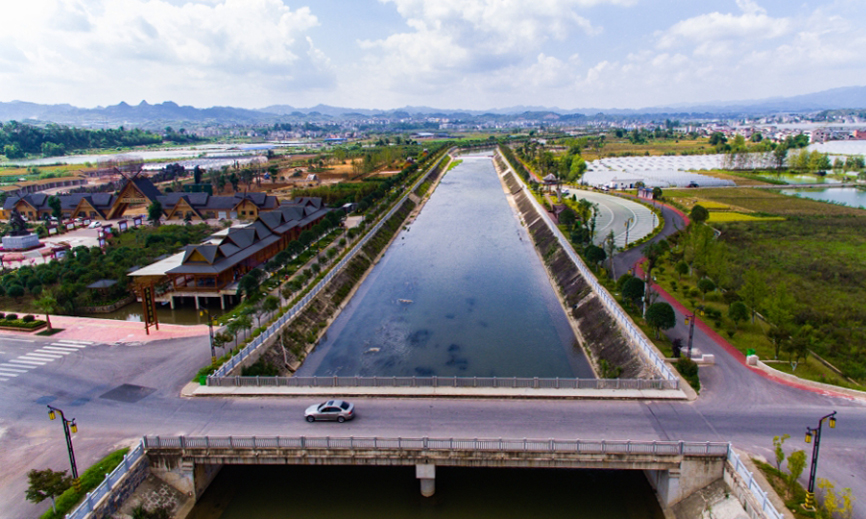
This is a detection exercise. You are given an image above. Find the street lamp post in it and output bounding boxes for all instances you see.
[683,306,704,359]
[47,405,80,491]
[624,217,634,248]
[200,309,219,364]
[803,411,837,511]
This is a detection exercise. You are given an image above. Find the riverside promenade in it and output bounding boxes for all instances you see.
[0,313,208,344]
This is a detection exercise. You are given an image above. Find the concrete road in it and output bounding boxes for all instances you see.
[613,198,686,277]
[1,328,865,518]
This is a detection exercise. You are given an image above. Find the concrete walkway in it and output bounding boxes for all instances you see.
[0,313,208,344]
[190,384,688,400]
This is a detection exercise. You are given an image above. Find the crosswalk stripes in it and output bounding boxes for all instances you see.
[21,352,62,360]
[42,346,77,352]
[36,348,72,355]
[0,339,94,379]
[0,364,32,371]
[8,359,46,366]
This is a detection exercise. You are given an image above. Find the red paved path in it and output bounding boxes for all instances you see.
[0,313,208,343]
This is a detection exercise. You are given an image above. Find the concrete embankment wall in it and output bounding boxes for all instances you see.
[496,161,652,379]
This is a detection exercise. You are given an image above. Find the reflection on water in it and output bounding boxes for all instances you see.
[781,187,866,209]
[758,173,841,185]
[297,155,593,378]
[80,296,234,325]
[192,465,665,519]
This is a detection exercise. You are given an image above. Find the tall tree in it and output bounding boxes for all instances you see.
[645,302,676,339]
[33,292,58,331]
[26,468,72,515]
[47,196,62,219]
[147,201,163,227]
[739,268,768,323]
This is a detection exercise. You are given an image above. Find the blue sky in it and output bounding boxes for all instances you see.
[1,0,864,110]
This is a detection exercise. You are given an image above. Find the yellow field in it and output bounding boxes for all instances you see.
[694,199,731,210]
[707,212,784,222]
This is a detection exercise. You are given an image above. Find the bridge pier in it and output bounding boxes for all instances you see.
[416,464,435,497]
[149,456,222,502]
[645,457,725,508]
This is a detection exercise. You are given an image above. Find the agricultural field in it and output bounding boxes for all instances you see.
[666,187,866,216]
[707,212,784,223]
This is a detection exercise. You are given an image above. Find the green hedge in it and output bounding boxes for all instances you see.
[0,318,47,330]
[41,448,129,519]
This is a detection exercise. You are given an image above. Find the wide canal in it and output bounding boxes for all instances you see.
[296,154,593,379]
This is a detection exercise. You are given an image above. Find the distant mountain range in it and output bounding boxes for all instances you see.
[2,86,865,129]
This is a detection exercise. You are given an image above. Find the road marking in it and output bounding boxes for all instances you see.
[37,348,72,355]
[0,366,28,373]
[0,363,33,370]
[51,343,87,349]
[0,338,35,343]
[21,353,61,360]
[42,346,77,352]
[0,372,17,377]
[8,359,46,366]
[35,349,70,356]
[0,378,8,382]
[55,340,93,345]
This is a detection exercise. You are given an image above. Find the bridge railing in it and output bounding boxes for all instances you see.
[65,440,145,519]
[209,150,454,380]
[207,375,679,390]
[727,447,784,519]
[495,149,678,384]
[142,435,729,457]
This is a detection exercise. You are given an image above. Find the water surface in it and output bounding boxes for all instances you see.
[192,465,665,519]
[297,154,592,378]
[780,186,866,209]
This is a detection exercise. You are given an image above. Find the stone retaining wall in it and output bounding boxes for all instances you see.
[89,456,150,519]
[77,295,136,314]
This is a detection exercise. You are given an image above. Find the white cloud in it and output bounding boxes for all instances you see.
[0,0,335,107]
[656,0,790,50]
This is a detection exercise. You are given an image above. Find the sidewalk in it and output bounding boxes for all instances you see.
[190,384,689,400]
[0,314,208,344]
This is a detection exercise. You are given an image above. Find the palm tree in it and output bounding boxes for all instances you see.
[33,292,58,331]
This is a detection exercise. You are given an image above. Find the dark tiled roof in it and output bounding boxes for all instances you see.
[224,228,256,249]
[30,193,48,207]
[91,193,114,208]
[131,177,163,201]
[182,244,220,264]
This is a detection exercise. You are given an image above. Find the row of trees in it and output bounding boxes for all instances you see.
[670,205,813,369]
[0,225,212,314]
[0,121,199,159]
[514,140,587,185]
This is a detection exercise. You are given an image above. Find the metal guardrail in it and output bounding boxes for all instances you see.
[142,435,729,457]
[65,440,145,519]
[209,151,453,379]
[495,149,678,383]
[727,448,784,519]
[207,375,679,390]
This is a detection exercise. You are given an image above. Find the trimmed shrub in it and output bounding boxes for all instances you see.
[22,315,35,322]
[5,314,18,320]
